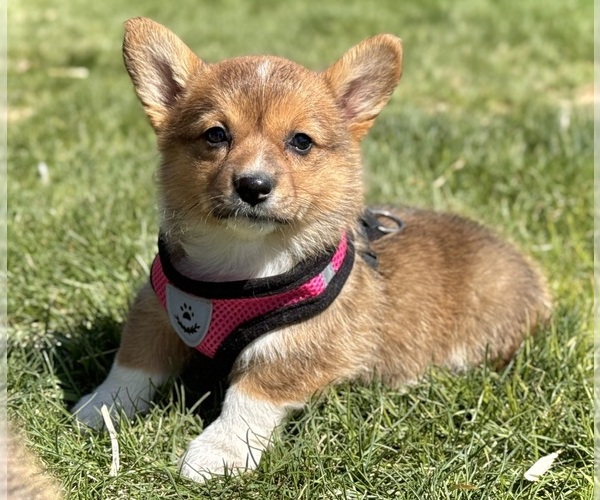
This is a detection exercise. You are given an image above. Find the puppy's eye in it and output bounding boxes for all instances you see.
[289,133,313,154]
[204,126,228,145]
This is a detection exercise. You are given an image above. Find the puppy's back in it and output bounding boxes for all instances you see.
[371,207,551,378]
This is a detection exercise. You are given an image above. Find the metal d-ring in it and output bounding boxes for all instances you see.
[370,209,404,234]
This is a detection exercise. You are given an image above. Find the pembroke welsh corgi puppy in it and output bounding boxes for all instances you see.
[73,17,551,482]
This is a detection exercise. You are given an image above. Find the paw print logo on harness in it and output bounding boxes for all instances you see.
[174,303,200,335]
[165,284,213,347]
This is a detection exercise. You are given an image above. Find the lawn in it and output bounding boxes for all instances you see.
[7,0,593,498]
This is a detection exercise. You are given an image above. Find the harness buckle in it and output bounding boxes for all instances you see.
[359,209,405,269]
[369,209,404,235]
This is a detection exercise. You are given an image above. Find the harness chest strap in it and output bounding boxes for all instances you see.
[150,233,355,360]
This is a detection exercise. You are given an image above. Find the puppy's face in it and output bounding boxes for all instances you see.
[123,19,402,247]
[157,57,357,242]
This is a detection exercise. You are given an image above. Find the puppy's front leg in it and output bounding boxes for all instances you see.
[72,283,190,429]
[178,324,353,482]
[179,383,292,482]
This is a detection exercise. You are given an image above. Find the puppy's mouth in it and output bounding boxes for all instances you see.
[213,205,292,227]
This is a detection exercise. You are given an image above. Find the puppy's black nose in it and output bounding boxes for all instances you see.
[234,173,274,206]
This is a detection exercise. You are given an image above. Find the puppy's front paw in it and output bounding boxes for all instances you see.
[179,427,263,483]
[71,391,109,430]
[72,389,147,431]
[71,363,160,430]
[178,384,287,482]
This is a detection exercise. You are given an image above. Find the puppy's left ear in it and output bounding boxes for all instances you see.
[323,35,402,141]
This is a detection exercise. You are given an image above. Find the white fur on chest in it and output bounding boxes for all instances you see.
[175,225,296,281]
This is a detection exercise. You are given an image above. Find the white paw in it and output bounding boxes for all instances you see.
[179,425,263,483]
[177,384,290,483]
[72,389,148,430]
[71,363,163,430]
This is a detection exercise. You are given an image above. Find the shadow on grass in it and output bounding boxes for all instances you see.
[45,314,122,405]
[36,313,225,423]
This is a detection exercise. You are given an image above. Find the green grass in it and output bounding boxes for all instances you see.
[7,0,593,498]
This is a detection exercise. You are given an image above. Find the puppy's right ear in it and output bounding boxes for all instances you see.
[123,18,202,130]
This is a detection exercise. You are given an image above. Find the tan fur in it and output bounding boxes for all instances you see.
[100,17,550,473]
[5,429,63,500]
[323,35,403,141]
[116,282,191,374]
[235,208,551,404]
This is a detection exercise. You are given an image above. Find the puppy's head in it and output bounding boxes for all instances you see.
[123,18,402,250]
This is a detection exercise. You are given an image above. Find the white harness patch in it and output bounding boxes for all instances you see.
[165,284,212,347]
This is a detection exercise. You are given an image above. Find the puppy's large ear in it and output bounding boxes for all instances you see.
[323,35,402,141]
[123,18,202,130]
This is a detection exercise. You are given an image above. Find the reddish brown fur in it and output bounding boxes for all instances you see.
[236,208,551,404]
[153,55,363,255]
[117,18,551,409]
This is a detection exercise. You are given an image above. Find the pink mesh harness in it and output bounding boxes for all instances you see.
[150,233,352,359]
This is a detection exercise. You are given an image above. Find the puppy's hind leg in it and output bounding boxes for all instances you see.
[72,282,190,429]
